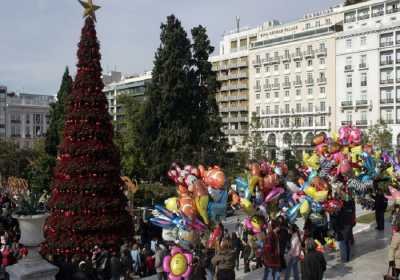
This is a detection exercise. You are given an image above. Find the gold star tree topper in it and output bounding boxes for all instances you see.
[78,0,101,22]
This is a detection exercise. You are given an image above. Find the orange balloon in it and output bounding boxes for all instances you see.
[204,169,225,189]
[191,180,208,197]
[250,163,261,177]
[313,134,325,146]
[178,185,188,194]
[263,174,278,192]
[179,193,197,220]
[279,163,288,176]
[198,165,206,178]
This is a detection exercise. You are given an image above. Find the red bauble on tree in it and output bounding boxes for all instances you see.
[42,16,133,258]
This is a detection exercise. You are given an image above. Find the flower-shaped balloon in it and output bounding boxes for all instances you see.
[163,247,193,280]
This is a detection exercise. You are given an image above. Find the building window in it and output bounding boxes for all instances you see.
[296,47,301,56]
[308,88,313,95]
[308,102,313,112]
[296,89,301,96]
[285,90,290,97]
[346,39,352,48]
[306,23,311,29]
[256,106,260,115]
[325,18,331,25]
[346,75,352,88]
[256,67,261,73]
[320,87,326,95]
[274,105,279,114]
[296,61,301,68]
[274,92,279,98]
[361,90,367,100]
[320,57,325,65]
[296,75,301,83]
[346,111,352,122]
[256,94,260,100]
[307,60,313,67]
[274,64,279,71]
[346,92,353,102]
[361,73,367,86]
[320,43,326,50]
[320,116,326,126]
[315,20,320,27]
[285,50,290,58]
[284,76,290,83]
[266,92,270,99]
[361,110,367,121]
[346,56,352,66]
[285,104,290,113]
[265,66,270,72]
[320,101,326,112]
[284,63,289,70]
[266,106,270,114]
[360,36,367,46]
[296,103,301,112]
[307,45,313,52]
[255,80,261,89]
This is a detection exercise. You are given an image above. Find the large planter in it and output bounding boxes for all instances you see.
[6,213,58,280]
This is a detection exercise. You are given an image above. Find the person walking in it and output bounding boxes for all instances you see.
[263,221,280,280]
[154,243,166,280]
[130,243,141,276]
[373,188,388,231]
[231,232,242,270]
[285,224,302,280]
[242,238,252,273]
[110,250,122,280]
[302,239,326,280]
[211,238,236,280]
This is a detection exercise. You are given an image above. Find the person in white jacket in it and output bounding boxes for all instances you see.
[285,224,302,280]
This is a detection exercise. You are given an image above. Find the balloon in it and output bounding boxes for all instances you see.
[386,186,400,204]
[263,174,279,192]
[240,198,256,216]
[315,144,327,156]
[351,145,362,162]
[292,191,305,203]
[311,200,323,213]
[255,188,264,205]
[265,187,284,203]
[208,187,224,202]
[250,163,261,176]
[165,197,179,213]
[162,228,178,242]
[260,161,271,175]
[204,168,225,189]
[349,128,361,145]
[195,195,209,225]
[208,191,228,222]
[304,186,317,198]
[303,152,320,170]
[338,159,352,176]
[325,237,337,250]
[287,203,301,222]
[313,134,326,145]
[163,247,193,280]
[300,200,310,216]
[229,190,241,207]
[249,176,260,196]
[208,225,222,248]
[179,193,196,220]
[286,181,301,193]
[244,215,265,234]
[198,165,206,178]
[315,240,325,253]
[313,191,328,202]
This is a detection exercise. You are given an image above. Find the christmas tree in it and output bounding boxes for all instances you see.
[42,2,132,257]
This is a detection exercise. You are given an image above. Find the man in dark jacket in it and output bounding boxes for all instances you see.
[373,188,387,231]
[302,239,326,280]
[110,250,122,280]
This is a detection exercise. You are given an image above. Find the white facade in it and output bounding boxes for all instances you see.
[103,71,152,130]
[248,7,343,158]
[336,0,400,147]
[210,26,261,152]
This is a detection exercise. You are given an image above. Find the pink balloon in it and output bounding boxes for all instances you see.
[265,187,284,203]
[163,255,172,273]
[338,159,352,175]
[339,126,351,145]
[349,128,361,145]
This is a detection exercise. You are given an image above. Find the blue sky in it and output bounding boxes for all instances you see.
[0,0,340,94]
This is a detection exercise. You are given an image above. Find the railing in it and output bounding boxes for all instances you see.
[317,78,327,84]
[254,86,261,92]
[372,11,384,17]
[358,14,370,20]
[263,84,272,90]
[380,98,394,104]
[282,55,291,62]
[380,41,394,48]
[304,50,315,58]
[345,65,353,71]
[305,79,314,85]
[356,100,368,106]
[272,83,280,89]
[344,17,356,23]
[387,7,400,14]
[383,119,394,124]
[237,61,248,67]
[252,60,261,66]
[380,79,394,84]
[341,121,352,126]
[316,48,327,56]
[346,83,352,88]
[356,120,368,126]
[359,63,367,69]
[341,101,353,107]
[380,59,393,66]
[361,81,367,87]
[293,53,303,60]
[294,81,302,86]
[282,82,291,88]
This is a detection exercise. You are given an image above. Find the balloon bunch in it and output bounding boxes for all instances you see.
[150,163,228,249]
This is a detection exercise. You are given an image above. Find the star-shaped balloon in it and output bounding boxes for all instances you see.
[78,0,101,21]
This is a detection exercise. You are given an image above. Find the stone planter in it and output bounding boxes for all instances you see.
[6,213,58,280]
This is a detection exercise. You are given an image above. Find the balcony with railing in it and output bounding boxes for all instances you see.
[380,41,394,48]
[381,59,394,66]
[380,79,394,84]
[356,120,368,126]
[344,16,356,23]
[237,84,248,89]
[344,65,353,72]
[372,10,384,17]
[254,86,261,92]
[292,52,303,60]
[220,85,229,91]
[282,82,291,89]
[341,101,353,107]
[383,119,394,124]
[356,100,368,107]
[316,48,327,57]
[387,7,400,14]
[218,75,229,81]
[358,14,370,20]
[304,50,315,58]
[252,59,261,66]
[272,83,280,90]
[380,98,394,104]
[359,63,368,69]
[317,77,327,84]
[263,84,272,91]
[237,61,248,67]
[294,80,302,87]
[305,78,314,86]
[282,55,291,62]
[224,129,247,135]
[361,81,367,87]
[341,120,352,126]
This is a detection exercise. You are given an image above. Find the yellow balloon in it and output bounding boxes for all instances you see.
[251,216,263,231]
[249,176,260,196]
[304,186,316,198]
[165,197,179,213]
[195,195,209,224]
[331,131,339,142]
[351,145,362,163]
[303,152,320,170]
[170,253,188,276]
[300,200,310,216]
[313,191,328,202]
[240,198,255,216]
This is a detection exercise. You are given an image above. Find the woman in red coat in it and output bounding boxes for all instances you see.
[263,220,280,280]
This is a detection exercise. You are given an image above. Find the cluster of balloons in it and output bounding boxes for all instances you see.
[150,163,228,246]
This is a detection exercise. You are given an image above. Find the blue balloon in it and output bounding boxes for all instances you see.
[235,177,248,192]
[208,190,228,223]
[287,203,301,223]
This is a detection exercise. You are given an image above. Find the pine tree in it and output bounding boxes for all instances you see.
[138,15,194,180]
[42,17,132,258]
[191,25,228,164]
[45,67,73,157]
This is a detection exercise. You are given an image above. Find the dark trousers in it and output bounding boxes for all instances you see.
[216,269,235,280]
[376,210,385,230]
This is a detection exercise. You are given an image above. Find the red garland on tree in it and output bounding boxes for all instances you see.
[41,17,133,258]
